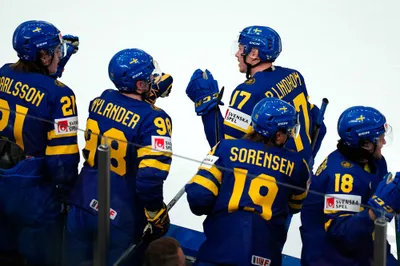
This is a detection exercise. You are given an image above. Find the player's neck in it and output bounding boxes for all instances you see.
[250,62,273,77]
[121,92,143,101]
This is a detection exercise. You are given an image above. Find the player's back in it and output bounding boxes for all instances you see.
[224,66,314,161]
[0,63,77,156]
[300,150,387,266]
[195,138,309,266]
[70,89,172,231]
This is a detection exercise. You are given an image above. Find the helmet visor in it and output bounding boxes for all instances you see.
[384,123,393,146]
[288,114,301,139]
[150,60,162,85]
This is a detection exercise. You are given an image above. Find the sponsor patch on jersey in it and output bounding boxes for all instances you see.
[324,194,361,213]
[245,78,256,85]
[151,136,172,152]
[54,116,78,135]
[341,161,353,168]
[251,255,271,266]
[89,199,118,220]
[200,155,219,169]
[224,108,251,131]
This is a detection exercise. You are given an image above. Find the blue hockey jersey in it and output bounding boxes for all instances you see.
[202,66,326,165]
[69,89,173,235]
[300,150,397,266]
[0,63,79,187]
[185,139,310,266]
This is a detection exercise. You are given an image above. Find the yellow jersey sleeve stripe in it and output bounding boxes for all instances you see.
[224,134,236,140]
[45,144,79,156]
[189,175,219,196]
[324,209,341,214]
[291,190,307,201]
[137,145,172,159]
[288,202,302,210]
[324,219,333,231]
[47,130,77,140]
[199,165,222,184]
[139,159,171,172]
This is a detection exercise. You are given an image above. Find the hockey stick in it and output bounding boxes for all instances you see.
[113,191,185,266]
[311,98,329,152]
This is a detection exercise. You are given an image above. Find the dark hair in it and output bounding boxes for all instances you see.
[337,139,375,168]
[10,51,50,75]
[243,129,286,148]
[143,237,183,266]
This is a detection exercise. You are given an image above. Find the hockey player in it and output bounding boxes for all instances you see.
[64,48,172,266]
[300,105,398,265]
[186,25,326,168]
[0,20,80,265]
[186,97,311,266]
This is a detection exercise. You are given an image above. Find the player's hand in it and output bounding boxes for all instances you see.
[368,172,400,221]
[145,73,173,105]
[52,35,79,79]
[63,34,79,54]
[186,69,223,116]
[143,203,170,241]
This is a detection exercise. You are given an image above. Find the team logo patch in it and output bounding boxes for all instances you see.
[224,108,252,131]
[324,194,361,213]
[54,116,78,135]
[89,199,118,220]
[245,78,256,85]
[200,155,219,169]
[251,255,271,266]
[151,136,172,152]
[341,161,353,168]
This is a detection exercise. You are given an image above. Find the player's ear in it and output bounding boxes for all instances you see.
[360,140,374,153]
[135,80,146,93]
[249,48,260,60]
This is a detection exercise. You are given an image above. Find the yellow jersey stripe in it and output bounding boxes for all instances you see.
[199,165,222,184]
[137,145,172,159]
[291,190,307,201]
[289,202,302,210]
[47,130,77,140]
[324,219,333,231]
[45,144,79,156]
[224,134,236,140]
[139,159,171,172]
[189,175,219,196]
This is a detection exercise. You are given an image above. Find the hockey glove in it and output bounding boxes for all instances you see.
[368,172,400,221]
[63,34,80,54]
[145,73,173,105]
[143,203,170,241]
[51,34,80,79]
[186,69,224,116]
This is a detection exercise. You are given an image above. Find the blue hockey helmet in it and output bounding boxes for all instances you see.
[12,20,66,61]
[337,106,392,147]
[108,48,162,92]
[238,25,282,62]
[251,97,300,139]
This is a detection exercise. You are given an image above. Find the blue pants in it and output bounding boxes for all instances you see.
[64,206,148,266]
[0,176,63,266]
